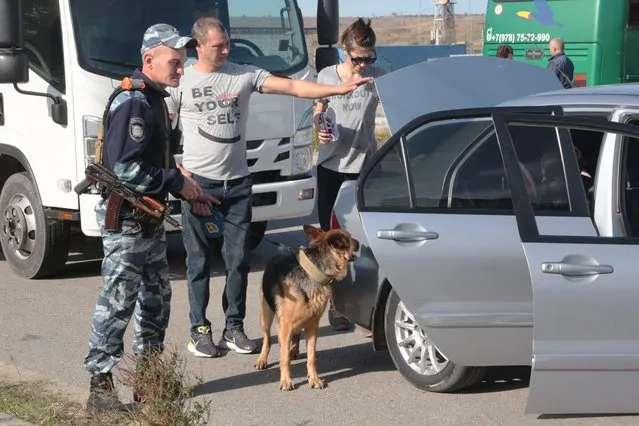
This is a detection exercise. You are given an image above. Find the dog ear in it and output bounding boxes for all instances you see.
[303,224,324,241]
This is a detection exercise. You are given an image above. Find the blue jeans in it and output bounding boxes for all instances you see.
[182,174,252,332]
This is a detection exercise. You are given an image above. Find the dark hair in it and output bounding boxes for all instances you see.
[340,17,376,52]
[496,44,513,58]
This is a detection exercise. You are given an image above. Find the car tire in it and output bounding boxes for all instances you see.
[384,289,486,393]
[0,172,70,279]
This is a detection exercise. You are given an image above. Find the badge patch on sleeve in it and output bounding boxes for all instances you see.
[129,117,146,143]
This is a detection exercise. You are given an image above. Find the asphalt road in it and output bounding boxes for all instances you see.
[1,212,638,425]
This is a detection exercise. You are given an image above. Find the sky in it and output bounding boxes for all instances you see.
[297,0,488,17]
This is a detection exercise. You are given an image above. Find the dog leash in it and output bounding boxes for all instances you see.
[222,215,336,286]
[221,216,300,253]
[192,204,308,253]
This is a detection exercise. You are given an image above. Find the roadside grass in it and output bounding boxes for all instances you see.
[0,380,135,425]
[0,381,85,425]
[118,345,212,426]
[0,344,211,426]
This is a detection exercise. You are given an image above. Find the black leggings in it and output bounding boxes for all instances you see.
[317,164,359,231]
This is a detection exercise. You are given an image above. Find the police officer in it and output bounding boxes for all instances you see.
[83,23,218,413]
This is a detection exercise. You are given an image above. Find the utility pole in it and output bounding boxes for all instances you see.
[418,0,422,44]
[469,0,473,53]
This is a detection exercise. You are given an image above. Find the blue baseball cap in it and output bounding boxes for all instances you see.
[140,23,196,54]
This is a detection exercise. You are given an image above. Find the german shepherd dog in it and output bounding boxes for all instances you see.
[254,224,360,390]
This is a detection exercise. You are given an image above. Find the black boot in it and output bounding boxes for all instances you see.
[86,372,125,413]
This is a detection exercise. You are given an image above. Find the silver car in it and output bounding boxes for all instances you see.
[331,56,639,415]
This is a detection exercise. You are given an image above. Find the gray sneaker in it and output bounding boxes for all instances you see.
[188,326,222,358]
[221,328,257,354]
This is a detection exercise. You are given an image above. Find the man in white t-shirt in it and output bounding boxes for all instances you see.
[166,16,372,358]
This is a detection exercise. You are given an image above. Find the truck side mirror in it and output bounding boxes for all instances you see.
[0,54,29,84]
[0,0,65,126]
[50,100,67,126]
[315,47,339,72]
[0,0,29,84]
[317,0,339,46]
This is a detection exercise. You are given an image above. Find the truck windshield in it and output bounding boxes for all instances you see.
[70,0,308,79]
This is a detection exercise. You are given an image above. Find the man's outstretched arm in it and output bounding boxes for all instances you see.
[259,75,373,99]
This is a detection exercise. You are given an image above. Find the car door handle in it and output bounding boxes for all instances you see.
[377,229,439,242]
[541,262,613,276]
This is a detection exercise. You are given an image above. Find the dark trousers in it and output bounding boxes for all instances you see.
[182,174,252,332]
[317,164,359,231]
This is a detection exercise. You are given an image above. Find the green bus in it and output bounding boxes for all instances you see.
[482,0,639,87]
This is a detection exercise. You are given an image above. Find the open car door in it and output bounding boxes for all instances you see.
[495,112,639,415]
[356,57,565,368]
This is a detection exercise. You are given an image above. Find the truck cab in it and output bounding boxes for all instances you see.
[0,0,342,278]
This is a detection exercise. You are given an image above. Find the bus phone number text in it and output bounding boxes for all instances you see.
[485,28,551,44]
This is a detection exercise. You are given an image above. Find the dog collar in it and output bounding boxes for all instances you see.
[297,249,334,286]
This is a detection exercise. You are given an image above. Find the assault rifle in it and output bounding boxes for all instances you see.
[74,162,181,230]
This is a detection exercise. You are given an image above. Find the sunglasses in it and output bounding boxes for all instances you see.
[348,50,377,66]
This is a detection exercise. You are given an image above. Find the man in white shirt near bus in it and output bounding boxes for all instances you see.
[166,16,372,358]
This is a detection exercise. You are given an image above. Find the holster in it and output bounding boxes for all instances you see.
[104,193,125,232]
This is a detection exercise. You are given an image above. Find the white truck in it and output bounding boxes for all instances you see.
[0,0,343,278]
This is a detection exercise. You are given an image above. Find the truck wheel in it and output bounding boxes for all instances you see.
[384,289,486,393]
[248,221,267,250]
[0,172,70,279]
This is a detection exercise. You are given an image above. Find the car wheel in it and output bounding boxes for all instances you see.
[0,172,70,278]
[384,289,486,392]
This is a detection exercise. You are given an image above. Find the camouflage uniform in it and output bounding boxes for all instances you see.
[84,24,195,412]
[83,204,171,375]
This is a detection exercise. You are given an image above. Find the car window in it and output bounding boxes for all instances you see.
[569,127,603,215]
[361,143,410,208]
[23,0,65,93]
[405,118,514,211]
[508,125,571,214]
[620,122,639,237]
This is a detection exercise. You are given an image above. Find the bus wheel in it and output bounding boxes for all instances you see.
[0,172,70,279]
